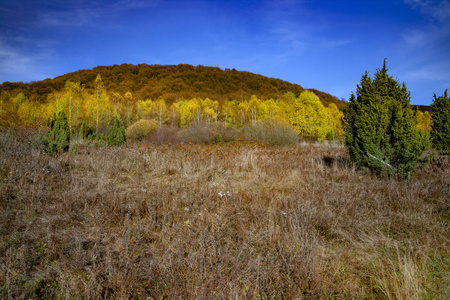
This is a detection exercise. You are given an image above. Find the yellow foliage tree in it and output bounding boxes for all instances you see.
[83,86,112,134]
[65,80,83,133]
[221,101,237,125]
[0,91,11,118]
[169,102,180,126]
[291,91,330,141]
[154,99,168,127]
[124,91,134,126]
[138,99,153,120]
[238,101,249,126]
[261,98,281,119]
[248,95,261,122]
[95,75,104,134]
[203,107,216,123]
[178,100,199,126]
[17,97,40,125]
[326,103,344,139]
[111,92,124,117]
[417,111,432,132]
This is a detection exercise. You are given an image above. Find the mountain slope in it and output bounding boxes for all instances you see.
[0,63,345,107]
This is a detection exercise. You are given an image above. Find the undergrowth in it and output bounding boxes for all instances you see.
[0,128,448,299]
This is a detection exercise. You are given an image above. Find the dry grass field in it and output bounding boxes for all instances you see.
[0,128,449,299]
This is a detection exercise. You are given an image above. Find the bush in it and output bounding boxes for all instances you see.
[125,119,158,141]
[44,111,70,154]
[430,90,450,152]
[145,126,182,145]
[107,114,126,146]
[212,123,241,142]
[179,123,241,144]
[179,123,215,144]
[343,60,426,176]
[246,117,298,146]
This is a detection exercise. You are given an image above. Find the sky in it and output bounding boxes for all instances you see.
[0,0,449,105]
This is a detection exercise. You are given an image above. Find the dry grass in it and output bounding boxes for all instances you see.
[0,128,449,299]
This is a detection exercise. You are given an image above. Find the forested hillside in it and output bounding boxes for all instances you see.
[0,64,344,107]
[0,63,434,141]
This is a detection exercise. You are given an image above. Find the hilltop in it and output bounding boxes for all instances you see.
[0,63,345,107]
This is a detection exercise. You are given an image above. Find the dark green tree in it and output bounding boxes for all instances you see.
[430,89,450,151]
[107,113,126,146]
[343,60,426,176]
[45,111,70,154]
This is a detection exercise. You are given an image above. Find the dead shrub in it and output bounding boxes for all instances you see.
[179,122,240,144]
[145,125,182,144]
[210,122,241,142]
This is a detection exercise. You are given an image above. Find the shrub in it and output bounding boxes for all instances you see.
[145,126,182,145]
[179,123,241,144]
[44,111,70,154]
[343,60,426,176]
[179,123,215,144]
[125,119,158,141]
[430,90,450,152]
[246,117,298,146]
[107,114,126,146]
[212,123,241,142]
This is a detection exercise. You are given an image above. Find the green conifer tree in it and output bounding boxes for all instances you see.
[45,111,70,154]
[343,60,426,176]
[430,90,450,151]
[107,113,126,146]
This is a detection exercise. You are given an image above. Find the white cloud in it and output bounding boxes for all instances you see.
[34,0,161,29]
[403,0,450,42]
[0,40,51,83]
[0,42,31,68]
[401,0,450,85]
[117,0,161,9]
[402,30,427,47]
[402,62,450,81]
[37,8,96,28]
[259,0,349,52]
[404,0,450,22]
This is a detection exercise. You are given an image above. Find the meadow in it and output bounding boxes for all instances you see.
[0,128,448,299]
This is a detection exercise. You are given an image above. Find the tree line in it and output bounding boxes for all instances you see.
[0,68,439,146]
[0,74,345,142]
[0,64,345,108]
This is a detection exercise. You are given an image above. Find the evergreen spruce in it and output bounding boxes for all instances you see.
[45,111,70,154]
[430,90,450,151]
[107,114,126,146]
[343,60,426,176]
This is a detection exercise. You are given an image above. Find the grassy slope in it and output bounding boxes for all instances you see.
[0,130,448,299]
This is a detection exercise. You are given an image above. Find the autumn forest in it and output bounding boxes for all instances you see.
[0,63,434,144]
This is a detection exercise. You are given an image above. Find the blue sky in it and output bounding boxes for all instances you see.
[0,0,449,105]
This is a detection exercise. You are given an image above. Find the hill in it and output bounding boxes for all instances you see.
[0,63,345,107]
